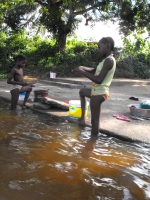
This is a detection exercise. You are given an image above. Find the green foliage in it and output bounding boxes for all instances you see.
[1,0,150,52]
[115,33,150,79]
[0,32,10,74]
[50,42,98,72]
[0,73,7,79]
[0,32,6,46]
[0,30,150,79]
[7,30,30,55]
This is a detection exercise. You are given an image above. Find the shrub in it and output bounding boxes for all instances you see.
[115,34,150,79]
[0,30,150,79]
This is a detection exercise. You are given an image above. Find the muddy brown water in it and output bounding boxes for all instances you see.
[0,99,150,200]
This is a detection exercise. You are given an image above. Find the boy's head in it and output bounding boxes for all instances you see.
[15,54,26,68]
[98,37,115,56]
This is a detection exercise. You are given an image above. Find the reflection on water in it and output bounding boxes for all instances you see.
[0,99,150,200]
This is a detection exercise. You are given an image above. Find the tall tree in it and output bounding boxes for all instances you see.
[0,0,21,30]
[2,0,150,52]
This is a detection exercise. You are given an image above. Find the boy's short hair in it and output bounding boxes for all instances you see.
[15,54,26,62]
[99,37,115,51]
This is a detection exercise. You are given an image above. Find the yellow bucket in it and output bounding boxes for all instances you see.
[69,100,89,118]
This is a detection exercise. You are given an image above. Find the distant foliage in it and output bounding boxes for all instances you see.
[0,31,150,79]
[115,33,150,79]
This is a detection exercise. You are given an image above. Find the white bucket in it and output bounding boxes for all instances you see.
[53,73,56,78]
[50,72,56,78]
[69,100,89,118]
[19,92,26,100]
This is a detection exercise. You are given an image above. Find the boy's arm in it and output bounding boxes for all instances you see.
[73,57,114,84]
[7,68,27,86]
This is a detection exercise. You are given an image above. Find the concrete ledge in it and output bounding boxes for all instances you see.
[0,94,149,144]
[111,78,150,86]
[0,79,150,144]
[23,104,148,144]
[39,78,150,87]
[39,80,84,89]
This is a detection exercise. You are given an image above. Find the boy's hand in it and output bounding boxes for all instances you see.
[22,82,28,86]
[23,82,35,87]
[29,84,35,87]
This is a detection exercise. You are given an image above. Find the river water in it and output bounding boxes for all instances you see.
[0,99,150,200]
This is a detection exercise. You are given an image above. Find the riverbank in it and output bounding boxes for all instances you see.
[0,78,150,143]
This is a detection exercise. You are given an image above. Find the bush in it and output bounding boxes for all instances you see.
[115,54,150,79]
[115,34,150,79]
[0,30,150,79]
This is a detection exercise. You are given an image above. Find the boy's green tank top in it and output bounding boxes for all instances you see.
[91,55,116,96]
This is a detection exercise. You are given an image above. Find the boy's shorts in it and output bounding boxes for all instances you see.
[10,84,22,91]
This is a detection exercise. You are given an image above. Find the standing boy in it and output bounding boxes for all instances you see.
[7,54,33,110]
[73,37,116,136]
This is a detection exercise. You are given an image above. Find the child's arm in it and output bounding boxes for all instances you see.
[73,57,114,84]
[27,83,35,87]
[73,66,96,74]
[7,68,27,86]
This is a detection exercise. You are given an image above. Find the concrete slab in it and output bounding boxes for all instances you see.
[0,78,150,144]
[40,77,150,86]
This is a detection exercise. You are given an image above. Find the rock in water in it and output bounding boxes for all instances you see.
[33,102,51,110]
[38,97,69,110]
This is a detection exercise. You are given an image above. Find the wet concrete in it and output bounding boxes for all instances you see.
[0,78,150,143]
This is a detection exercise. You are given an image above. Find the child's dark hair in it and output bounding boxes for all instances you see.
[15,54,26,62]
[99,37,115,51]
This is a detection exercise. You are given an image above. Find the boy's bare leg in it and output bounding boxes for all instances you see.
[20,86,32,108]
[10,89,20,110]
[79,88,91,124]
[22,91,31,108]
[90,95,105,136]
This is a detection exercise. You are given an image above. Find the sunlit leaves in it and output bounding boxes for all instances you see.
[0,0,150,51]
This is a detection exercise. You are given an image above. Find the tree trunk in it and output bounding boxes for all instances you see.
[57,30,68,53]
